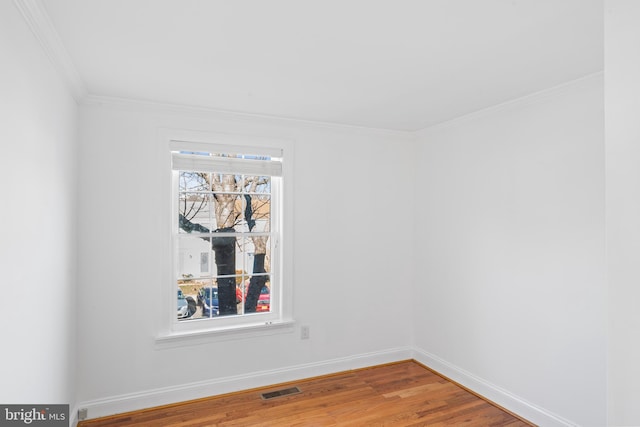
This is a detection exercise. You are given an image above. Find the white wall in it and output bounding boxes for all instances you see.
[0,0,78,413]
[75,101,414,415]
[605,1,640,425]
[413,75,606,426]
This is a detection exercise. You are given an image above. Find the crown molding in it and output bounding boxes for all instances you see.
[13,0,87,102]
[415,71,604,136]
[81,94,417,139]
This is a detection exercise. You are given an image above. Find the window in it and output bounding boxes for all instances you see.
[199,252,209,273]
[162,135,292,338]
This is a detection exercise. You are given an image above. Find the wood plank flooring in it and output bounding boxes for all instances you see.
[78,360,534,426]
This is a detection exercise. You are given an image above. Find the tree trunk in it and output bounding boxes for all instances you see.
[212,227,237,316]
[245,253,267,313]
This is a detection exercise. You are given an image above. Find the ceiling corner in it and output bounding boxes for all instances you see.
[13,0,88,102]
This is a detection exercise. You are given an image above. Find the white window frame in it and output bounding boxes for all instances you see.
[156,129,294,345]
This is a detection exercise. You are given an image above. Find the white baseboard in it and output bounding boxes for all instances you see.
[76,346,579,425]
[411,347,578,427]
[77,346,412,421]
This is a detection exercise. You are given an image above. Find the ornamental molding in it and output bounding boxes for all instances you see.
[13,0,87,102]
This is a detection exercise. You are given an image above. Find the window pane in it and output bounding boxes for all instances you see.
[178,171,212,233]
[245,278,271,314]
[177,236,211,279]
[234,236,271,275]
[209,234,237,278]
[241,175,271,233]
[177,278,210,320]
[252,197,270,233]
[178,192,213,233]
[237,195,270,233]
[179,171,209,191]
[197,281,218,319]
[244,175,271,194]
[210,172,241,230]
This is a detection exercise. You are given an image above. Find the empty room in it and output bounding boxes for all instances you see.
[1,1,640,426]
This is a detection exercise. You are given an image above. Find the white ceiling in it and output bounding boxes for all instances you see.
[40,0,603,132]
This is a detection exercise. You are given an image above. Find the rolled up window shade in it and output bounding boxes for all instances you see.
[172,153,282,176]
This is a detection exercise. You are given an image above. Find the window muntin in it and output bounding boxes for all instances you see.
[170,145,283,330]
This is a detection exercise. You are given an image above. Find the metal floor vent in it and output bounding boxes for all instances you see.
[261,386,302,400]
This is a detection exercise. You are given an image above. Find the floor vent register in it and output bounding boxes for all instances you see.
[261,387,302,400]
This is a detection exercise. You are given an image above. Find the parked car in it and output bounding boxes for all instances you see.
[256,285,270,312]
[244,282,270,312]
[177,289,195,319]
[197,287,219,317]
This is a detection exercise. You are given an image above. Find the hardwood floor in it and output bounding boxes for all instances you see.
[79,360,534,426]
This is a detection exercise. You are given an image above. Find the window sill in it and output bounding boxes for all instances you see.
[155,319,296,349]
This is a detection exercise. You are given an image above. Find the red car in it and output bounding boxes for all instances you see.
[256,285,270,312]
[243,282,270,312]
